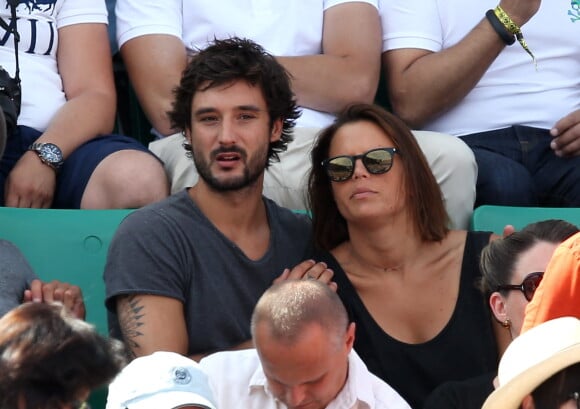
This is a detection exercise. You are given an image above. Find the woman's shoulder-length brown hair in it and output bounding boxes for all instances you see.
[308,103,449,251]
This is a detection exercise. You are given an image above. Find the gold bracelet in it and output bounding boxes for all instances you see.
[494,5,537,68]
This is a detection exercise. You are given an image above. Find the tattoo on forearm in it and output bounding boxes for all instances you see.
[118,295,145,358]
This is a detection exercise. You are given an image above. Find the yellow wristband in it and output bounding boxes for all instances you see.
[494,5,537,67]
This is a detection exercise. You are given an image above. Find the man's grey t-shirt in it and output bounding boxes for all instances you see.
[104,190,313,356]
[0,240,36,316]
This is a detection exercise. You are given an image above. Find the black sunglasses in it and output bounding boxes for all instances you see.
[321,147,399,182]
[496,271,544,302]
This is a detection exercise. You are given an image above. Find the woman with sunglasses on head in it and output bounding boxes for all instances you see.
[308,103,502,409]
[424,220,579,409]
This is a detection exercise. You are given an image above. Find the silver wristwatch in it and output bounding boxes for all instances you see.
[28,142,64,170]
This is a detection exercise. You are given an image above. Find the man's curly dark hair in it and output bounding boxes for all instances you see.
[168,37,301,167]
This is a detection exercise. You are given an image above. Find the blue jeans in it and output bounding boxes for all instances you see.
[460,125,580,208]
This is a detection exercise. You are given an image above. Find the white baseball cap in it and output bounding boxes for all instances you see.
[106,351,217,409]
[482,317,580,409]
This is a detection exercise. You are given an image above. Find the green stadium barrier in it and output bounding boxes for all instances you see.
[469,205,580,234]
[0,207,134,409]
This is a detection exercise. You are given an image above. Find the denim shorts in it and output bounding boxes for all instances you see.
[0,125,156,208]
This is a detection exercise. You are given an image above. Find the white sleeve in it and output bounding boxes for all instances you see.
[380,0,442,52]
[324,0,379,10]
[115,0,183,48]
[57,0,108,28]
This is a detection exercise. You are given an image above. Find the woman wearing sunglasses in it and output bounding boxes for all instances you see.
[423,220,579,409]
[308,103,501,409]
[481,220,579,340]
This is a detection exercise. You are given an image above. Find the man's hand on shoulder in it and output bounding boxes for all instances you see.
[274,260,337,292]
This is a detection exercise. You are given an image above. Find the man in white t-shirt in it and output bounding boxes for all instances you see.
[200,279,411,409]
[381,0,580,208]
[0,0,168,209]
[115,0,478,229]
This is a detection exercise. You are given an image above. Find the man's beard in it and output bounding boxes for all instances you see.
[193,144,269,192]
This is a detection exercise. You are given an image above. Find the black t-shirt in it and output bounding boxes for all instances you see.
[105,191,314,355]
[423,371,495,409]
[317,231,498,409]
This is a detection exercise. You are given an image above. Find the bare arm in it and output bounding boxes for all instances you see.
[383,0,541,128]
[116,294,189,359]
[117,293,254,362]
[278,2,381,114]
[120,34,187,136]
[5,23,116,207]
[49,23,117,150]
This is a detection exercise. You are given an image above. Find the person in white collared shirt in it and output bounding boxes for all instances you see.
[200,279,410,409]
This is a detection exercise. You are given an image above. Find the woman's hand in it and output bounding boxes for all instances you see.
[23,279,86,320]
[274,259,337,291]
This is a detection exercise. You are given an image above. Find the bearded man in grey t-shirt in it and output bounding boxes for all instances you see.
[104,38,333,362]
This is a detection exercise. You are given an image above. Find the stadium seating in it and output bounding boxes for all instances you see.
[0,207,134,334]
[0,207,134,409]
[470,205,580,234]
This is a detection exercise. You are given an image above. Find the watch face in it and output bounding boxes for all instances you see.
[39,143,63,166]
[29,142,63,169]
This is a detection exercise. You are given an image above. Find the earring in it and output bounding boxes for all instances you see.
[501,318,511,328]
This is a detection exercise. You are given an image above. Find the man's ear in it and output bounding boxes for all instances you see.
[345,322,356,352]
[270,118,283,143]
[489,291,509,324]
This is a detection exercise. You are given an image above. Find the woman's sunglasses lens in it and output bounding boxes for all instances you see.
[364,150,393,174]
[523,274,543,301]
[327,157,354,181]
